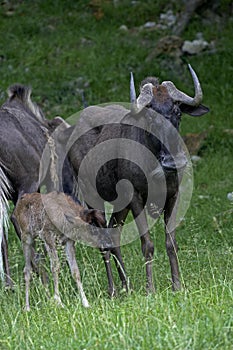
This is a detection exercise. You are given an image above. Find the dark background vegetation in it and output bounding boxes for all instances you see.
[0,1,232,349]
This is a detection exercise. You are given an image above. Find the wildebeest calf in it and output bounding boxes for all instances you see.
[14,191,108,311]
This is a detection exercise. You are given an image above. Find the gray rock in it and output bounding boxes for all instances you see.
[191,155,202,163]
[119,25,128,32]
[143,21,156,29]
[182,39,209,54]
[160,10,176,28]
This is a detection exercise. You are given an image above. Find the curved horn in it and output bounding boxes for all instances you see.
[130,72,136,103]
[130,72,154,114]
[161,64,203,106]
[135,83,154,112]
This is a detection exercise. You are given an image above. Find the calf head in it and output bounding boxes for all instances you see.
[65,208,111,249]
[80,208,106,228]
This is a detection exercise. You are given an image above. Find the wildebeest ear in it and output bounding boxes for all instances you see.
[180,103,210,116]
[82,209,106,227]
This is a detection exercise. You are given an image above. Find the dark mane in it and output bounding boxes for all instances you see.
[140,76,159,88]
[7,84,45,123]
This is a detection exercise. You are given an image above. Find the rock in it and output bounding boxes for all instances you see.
[143,21,156,29]
[182,39,209,55]
[198,195,210,199]
[159,10,176,28]
[80,37,93,46]
[227,192,233,201]
[141,10,176,32]
[119,25,128,32]
[223,129,233,135]
[191,155,202,163]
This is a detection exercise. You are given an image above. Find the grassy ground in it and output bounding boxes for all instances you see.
[0,1,233,349]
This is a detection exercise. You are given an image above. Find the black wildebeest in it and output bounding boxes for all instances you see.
[0,84,75,286]
[0,162,11,282]
[59,64,209,295]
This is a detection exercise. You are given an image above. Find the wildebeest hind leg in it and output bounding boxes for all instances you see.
[2,230,13,288]
[131,199,155,293]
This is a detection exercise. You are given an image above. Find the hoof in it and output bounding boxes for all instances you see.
[119,286,128,294]
[24,305,30,312]
[53,295,64,308]
[172,282,182,292]
[82,299,90,308]
[146,284,156,295]
[120,281,133,295]
[4,283,15,292]
[108,287,117,298]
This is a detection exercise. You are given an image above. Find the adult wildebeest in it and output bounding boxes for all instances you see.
[0,162,11,282]
[0,84,75,286]
[59,64,209,295]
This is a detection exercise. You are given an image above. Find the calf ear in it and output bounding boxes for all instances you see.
[82,209,106,227]
[92,210,106,227]
[180,103,210,116]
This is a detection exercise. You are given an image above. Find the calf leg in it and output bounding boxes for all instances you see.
[131,199,155,293]
[65,240,89,308]
[12,209,49,285]
[164,195,181,291]
[43,235,62,306]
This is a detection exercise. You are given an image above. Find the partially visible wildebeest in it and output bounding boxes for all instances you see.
[59,64,209,295]
[0,84,75,286]
[0,162,11,282]
[14,191,109,311]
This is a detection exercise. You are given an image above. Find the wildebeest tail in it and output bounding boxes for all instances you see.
[7,83,45,123]
[0,163,11,282]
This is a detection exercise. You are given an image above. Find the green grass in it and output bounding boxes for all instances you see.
[0,1,233,349]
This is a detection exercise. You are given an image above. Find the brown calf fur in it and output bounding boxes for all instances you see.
[14,191,107,311]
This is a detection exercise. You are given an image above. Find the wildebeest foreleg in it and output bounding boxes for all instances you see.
[164,195,181,291]
[100,248,116,297]
[109,208,129,292]
[2,230,13,287]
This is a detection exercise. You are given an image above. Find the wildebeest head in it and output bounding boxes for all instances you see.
[131,64,209,129]
[130,65,209,170]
